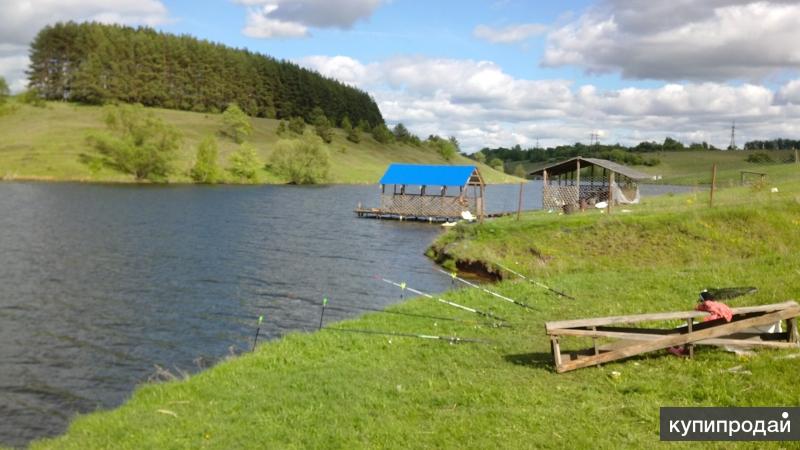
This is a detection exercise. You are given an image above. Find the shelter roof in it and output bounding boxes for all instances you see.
[379,164,481,186]
[528,157,655,181]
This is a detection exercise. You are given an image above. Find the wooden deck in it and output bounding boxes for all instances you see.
[354,207,516,222]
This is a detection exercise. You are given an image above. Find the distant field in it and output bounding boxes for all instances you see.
[0,101,519,184]
[510,149,798,186]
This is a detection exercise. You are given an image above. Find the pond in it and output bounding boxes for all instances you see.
[0,181,687,446]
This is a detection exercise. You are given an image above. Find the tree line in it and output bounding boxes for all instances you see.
[26,22,384,127]
[472,136,799,169]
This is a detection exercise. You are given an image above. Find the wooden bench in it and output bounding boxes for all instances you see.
[545,301,800,373]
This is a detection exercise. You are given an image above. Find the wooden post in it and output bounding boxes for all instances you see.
[788,317,799,343]
[795,149,799,165]
[607,171,614,214]
[710,163,717,207]
[575,159,581,207]
[479,183,484,223]
[551,336,562,370]
[516,182,524,221]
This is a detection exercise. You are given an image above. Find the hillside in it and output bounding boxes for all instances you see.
[0,102,518,184]
[30,165,800,449]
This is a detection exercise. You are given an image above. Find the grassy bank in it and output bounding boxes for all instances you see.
[0,101,518,184]
[30,166,800,448]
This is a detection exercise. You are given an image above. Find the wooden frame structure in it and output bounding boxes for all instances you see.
[356,164,485,222]
[545,301,800,373]
[528,157,655,211]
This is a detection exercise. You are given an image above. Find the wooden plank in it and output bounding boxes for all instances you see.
[597,337,798,353]
[545,301,798,331]
[789,318,799,343]
[555,306,800,372]
[551,336,562,370]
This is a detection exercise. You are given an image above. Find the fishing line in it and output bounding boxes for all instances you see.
[494,262,576,300]
[323,327,491,344]
[379,277,508,323]
[437,268,537,311]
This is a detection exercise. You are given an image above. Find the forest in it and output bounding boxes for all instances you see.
[26,22,384,127]
[474,136,798,167]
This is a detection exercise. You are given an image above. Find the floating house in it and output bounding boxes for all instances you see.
[355,164,485,221]
[528,157,655,211]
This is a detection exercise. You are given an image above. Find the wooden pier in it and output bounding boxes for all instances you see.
[354,207,515,222]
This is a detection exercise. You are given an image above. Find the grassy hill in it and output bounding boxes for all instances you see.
[0,101,519,184]
[509,149,798,186]
[30,165,800,449]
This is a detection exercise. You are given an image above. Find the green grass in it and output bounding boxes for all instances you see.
[31,165,800,449]
[0,101,519,184]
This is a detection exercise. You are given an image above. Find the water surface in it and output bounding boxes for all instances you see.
[0,181,685,446]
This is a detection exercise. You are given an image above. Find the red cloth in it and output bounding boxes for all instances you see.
[696,300,733,322]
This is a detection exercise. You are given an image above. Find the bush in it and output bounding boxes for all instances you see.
[426,135,456,161]
[268,136,330,184]
[745,152,774,163]
[87,104,181,181]
[276,121,287,136]
[513,164,527,178]
[0,76,8,105]
[190,135,221,183]
[221,103,252,143]
[342,116,360,143]
[288,116,306,135]
[371,124,395,144]
[312,108,333,143]
[228,143,261,182]
[347,128,360,143]
[489,158,504,171]
[18,88,46,107]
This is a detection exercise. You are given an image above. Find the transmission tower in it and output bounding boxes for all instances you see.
[728,121,737,150]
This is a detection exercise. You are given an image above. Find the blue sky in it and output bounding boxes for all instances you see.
[2,0,800,151]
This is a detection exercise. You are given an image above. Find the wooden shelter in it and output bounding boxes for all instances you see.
[529,157,655,210]
[355,164,485,221]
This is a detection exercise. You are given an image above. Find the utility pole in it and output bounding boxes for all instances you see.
[728,121,737,150]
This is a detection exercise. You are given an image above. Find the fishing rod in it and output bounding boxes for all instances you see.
[436,268,537,311]
[494,262,576,300]
[324,327,491,344]
[273,291,474,324]
[252,315,264,351]
[379,277,508,323]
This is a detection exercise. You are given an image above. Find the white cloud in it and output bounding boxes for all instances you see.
[0,0,171,93]
[473,23,548,44]
[0,0,170,45]
[301,54,800,151]
[543,0,800,81]
[777,79,800,105]
[238,0,384,38]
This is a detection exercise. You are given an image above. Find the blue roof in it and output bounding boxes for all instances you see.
[379,164,477,186]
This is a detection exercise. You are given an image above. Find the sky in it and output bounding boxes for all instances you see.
[2,0,800,151]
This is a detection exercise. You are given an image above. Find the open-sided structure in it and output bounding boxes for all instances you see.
[528,157,655,210]
[355,164,485,221]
